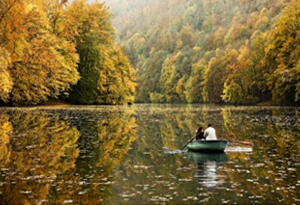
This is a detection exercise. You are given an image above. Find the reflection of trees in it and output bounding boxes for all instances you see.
[111,105,216,204]
[61,107,137,204]
[0,107,137,205]
[1,106,298,204]
[136,104,214,150]
[221,107,300,204]
[0,113,12,164]
[147,104,237,149]
[0,111,79,204]
[113,105,300,204]
[221,106,300,151]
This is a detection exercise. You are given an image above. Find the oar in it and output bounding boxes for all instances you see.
[228,140,253,146]
[180,136,195,150]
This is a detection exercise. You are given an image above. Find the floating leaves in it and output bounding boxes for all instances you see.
[0,105,300,205]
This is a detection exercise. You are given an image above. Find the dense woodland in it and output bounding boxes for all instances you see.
[1,0,300,106]
[106,0,300,105]
[0,0,136,105]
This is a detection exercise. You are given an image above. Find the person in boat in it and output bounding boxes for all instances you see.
[195,126,205,140]
[204,124,217,140]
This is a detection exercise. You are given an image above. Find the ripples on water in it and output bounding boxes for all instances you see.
[225,145,253,152]
[0,104,299,204]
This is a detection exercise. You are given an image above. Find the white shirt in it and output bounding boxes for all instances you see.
[204,127,217,140]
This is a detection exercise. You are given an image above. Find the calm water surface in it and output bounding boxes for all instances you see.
[0,104,299,205]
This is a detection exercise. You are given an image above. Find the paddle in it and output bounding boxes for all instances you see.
[227,132,254,146]
[180,136,195,150]
[227,140,253,146]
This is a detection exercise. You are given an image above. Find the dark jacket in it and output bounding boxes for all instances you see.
[195,131,205,140]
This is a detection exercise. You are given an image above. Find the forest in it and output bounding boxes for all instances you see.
[0,0,136,105]
[106,0,300,105]
[1,0,300,106]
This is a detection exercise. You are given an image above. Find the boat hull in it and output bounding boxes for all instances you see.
[187,140,227,152]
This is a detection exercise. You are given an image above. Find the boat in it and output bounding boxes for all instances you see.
[187,140,227,152]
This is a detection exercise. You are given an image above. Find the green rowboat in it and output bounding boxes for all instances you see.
[187,140,227,152]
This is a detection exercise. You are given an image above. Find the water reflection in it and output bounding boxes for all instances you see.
[0,107,137,205]
[0,111,80,204]
[0,105,299,204]
[188,152,227,191]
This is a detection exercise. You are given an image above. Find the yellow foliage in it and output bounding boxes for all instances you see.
[0,47,13,102]
[175,76,186,101]
[0,113,12,164]
[264,0,300,104]
[0,0,80,105]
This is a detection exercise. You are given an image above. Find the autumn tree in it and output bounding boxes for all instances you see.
[185,58,207,103]
[264,0,300,104]
[222,33,267,104]
[67,0,136,104]
[137,49,168,103]
[159,54,181,103]
[204,48,233,103]
[109,0,294,105]
[0,0,80,105]
[0,47,12,103]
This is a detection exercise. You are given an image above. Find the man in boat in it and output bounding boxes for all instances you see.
[204,124,217,140]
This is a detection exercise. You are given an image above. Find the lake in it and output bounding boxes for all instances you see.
[0,104,299,204]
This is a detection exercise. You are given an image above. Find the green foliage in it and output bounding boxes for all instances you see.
[67,0,136,105]
[185,58,207,103]
[107,0,296,105]
[150,92,166,103]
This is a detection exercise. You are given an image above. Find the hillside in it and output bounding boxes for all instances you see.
[104,0,300,105]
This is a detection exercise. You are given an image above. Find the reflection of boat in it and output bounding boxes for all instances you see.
[187,152,227,164]
[187,140,227,152]
[188,152,227,191]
